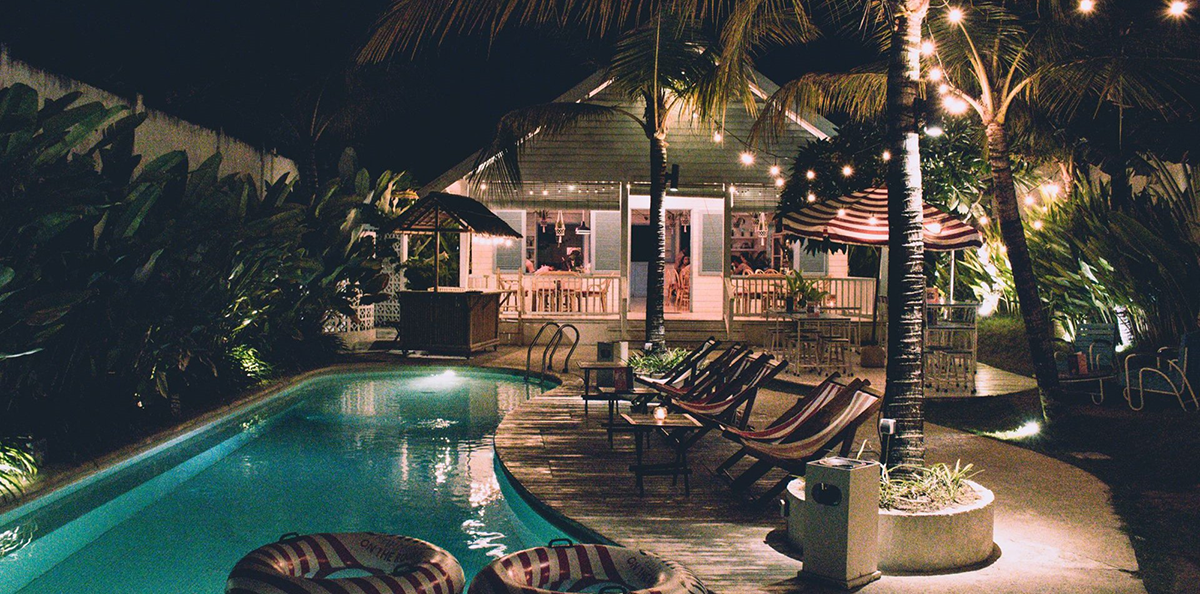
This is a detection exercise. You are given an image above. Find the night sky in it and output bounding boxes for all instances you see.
[5,1,1187,186]
[0,0,880,186]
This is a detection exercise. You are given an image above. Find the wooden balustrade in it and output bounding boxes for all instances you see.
[489,272,620,316]
[728,275,876,318]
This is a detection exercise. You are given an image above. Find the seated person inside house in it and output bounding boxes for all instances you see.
[732,255,753,275]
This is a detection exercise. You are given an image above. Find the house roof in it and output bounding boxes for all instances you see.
[419,70,836,199]
[390,192,522,238]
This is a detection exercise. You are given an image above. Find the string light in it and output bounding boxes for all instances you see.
[929,67,944,82]
[948,7,965,23]
[920,40,936,56]
[979,215,990,225]
[807,193,817,203]
[567,184,576,191]
[805,170,816,180]
[938,83,951,95]
[769,164,782,176]
[841,165,854,177]
[542,189,549,196]
[740,152,755,165]
[1024,195,1036,206]
[882,150,892,161]
[1032,220,1045,230]
[837,208,847,217]
[1169,1,1188,17]
[479,182,488,190]
[712,131,724,142]
[1079,0,1095,12]
[868,216,879,226]
[943,96,970,115]
[775,177,785,187]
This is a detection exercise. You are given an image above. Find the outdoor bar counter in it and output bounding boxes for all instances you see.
[392,289,504,356]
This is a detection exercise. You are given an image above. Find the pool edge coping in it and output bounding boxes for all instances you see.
[0,360,557,520]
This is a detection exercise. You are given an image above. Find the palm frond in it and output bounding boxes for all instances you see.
[468,102,628,196]
[750,67,886,145]
[607,13,720,104]
[358,0,657,63]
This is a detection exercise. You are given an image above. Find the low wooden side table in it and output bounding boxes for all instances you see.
[621,412,703,496]
[577,361,632,414]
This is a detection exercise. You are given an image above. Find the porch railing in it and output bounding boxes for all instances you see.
[728,275,876,318]
[473,272,621,316]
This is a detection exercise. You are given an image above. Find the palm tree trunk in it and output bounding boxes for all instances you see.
[645,133,668,351]
[883,0,929,472]
[985,121,1061,415]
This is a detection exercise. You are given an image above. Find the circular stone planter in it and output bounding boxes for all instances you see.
[785,478,995,573]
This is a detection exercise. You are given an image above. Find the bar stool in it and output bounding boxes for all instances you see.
[822,318,853,375]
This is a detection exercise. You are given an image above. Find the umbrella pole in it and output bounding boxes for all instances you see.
[434,203,441,293]
[949,249,957,304]
[872,248,881,344]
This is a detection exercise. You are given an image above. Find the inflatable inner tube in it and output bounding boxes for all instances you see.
[227,532,465,594]
[469,543,708,594]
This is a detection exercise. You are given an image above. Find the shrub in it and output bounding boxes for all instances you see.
[879,461,979,513]
[626,348,689,374]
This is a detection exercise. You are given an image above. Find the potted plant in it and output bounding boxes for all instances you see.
[783,270,831,313]
[784,460,995,573]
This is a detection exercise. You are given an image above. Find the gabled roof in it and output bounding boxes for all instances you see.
[391,192,522,237]
[419,69,836,196]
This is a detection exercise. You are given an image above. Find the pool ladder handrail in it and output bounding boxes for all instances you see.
[525,322,580,383]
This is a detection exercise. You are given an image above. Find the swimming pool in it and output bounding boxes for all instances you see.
[0,368,573,593]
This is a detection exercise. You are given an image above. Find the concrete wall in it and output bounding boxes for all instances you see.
[0,46,297,185]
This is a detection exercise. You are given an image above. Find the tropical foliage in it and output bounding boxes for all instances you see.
[0,441,37,503]
[626,347,689,375]
[0,83,409,460]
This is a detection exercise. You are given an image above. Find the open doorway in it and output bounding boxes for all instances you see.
[629,209,691,313]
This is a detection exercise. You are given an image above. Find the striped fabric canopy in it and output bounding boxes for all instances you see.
[780,187,982,251]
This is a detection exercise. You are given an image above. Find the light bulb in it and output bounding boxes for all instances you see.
[805,170,816,180]
[806,193,817,203]
[882,150,892,161]
[929,67,944,82]
[1032,220,1045,230]
[775,177,785,187]
[948,7,965,23]
[868,216,879,226]
[841,165,854,177]
[542,190,549,196]
[920,40,936,56]
[938,83,951,95]
[740,152,755,165]
[979,215,990,225]
[769,164,781,176]
[567,184,576,191]
[1169,1,1188,17]
[479,182,488,190]
[1079,0,1095,12]
[1042,183,1061,197]
[837,208,847,217]
[943,96,970,115]
[1024,195,1036,206]
[712,131,724,142]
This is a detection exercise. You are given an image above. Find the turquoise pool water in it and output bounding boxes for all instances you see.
[0,368,572,593]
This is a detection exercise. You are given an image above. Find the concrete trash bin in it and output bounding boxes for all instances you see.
[800,457,882,589]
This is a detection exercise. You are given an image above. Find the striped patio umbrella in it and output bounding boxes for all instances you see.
[780,187,982,251]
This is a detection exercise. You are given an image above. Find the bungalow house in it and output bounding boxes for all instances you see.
[413,70,876,345]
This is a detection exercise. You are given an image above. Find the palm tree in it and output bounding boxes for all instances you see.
[461,15,723,350]
[921,0,1197,415]
[356,0,936,467]
[750,0,1197,419]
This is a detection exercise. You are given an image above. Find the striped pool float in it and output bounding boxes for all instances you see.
[226,532,465,594]
[469,543,709,594]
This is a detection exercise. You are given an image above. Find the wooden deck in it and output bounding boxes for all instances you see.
[491,361,1143,593]
[494,380,814,594]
